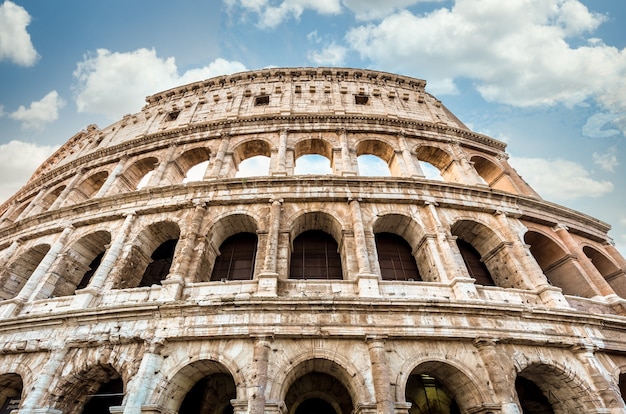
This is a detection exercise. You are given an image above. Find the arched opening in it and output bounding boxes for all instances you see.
[619,372,626,403]
[210,232,258,281]
[294,139,333,175]
[583,246,626,296]
[471,155,519,193]
[451,220,524,289]
[455,239,495,286]
[419,161,444,181]
[356,139,395,176]
[415,146,452,182]
[281,358,357,414]
[178,373,236,414]
[516,363,600,413]
[0,373,23,412]
[404,361,484,414]
[28,185,65,215]
[515,376,554,414]
[81,377,124,414]
[121,157,159,191]
[0,244,50,300]
[236,155,270,177]
[53,364,123,414]
[524,231,595,297]
[161,360,236,414]
[43,231,111,298]
[73,171,109,202]
[138,238,178,287]
[406,373,460,414]
[290,230,342,280]
[357,154,391,176]
[172,147,211,184]
[233,139,271,178]
[114,221,180,289]
[375,232,421,281]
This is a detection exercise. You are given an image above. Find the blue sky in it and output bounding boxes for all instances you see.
[0,0,625,254]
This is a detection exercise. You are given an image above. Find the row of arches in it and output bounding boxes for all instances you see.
[1,347,621,413]
[1,207,623,305]
[1,134,529,225]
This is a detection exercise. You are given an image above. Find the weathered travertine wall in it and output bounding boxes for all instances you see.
[0,68,626,413]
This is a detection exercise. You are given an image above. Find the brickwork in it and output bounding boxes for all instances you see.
[0,67,625,413]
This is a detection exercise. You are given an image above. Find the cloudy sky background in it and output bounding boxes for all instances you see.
[0,0,624,254]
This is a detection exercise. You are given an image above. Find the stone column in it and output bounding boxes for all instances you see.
[350,198,379,297]
[160,203,207,301]
[15,186,48,220]
[14,226,73,306]
[493,212,569,307]
[0,200,20,224]
[366,336,395,413]
[424,202,479,299]
[74,213,136,307]
[208,133,230,178]
[257,199,282,297]
[49,169,86,210]
[123,339,167,414]
[553,224,614,296]
[572,344,626,413]
[248,337,272,414]
[18,347,69,412]
[271,129,288,176]
[398,133,423,178]
[0,239,22,268]
[473,338,520,414]
[95,156,128,197]
[147,145,177,187]
[339,129,356,176]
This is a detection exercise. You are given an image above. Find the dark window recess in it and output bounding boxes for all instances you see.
[456,239,495,286]
[210,233,258,281]
[290,230,342,280]
[375,233,422,281]
[515,377,555,414]
[295,398,337,414]
[81,377,124,414]
[166,111,180,121]
[355,95,369,105]
[138,239,178,287]
[77,251,106,290]
[254,95,270,106]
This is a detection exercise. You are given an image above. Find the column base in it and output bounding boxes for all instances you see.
[357,273,381,298]
[256,272,279,297]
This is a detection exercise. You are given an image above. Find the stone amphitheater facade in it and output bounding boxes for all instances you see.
[1,67,626,414]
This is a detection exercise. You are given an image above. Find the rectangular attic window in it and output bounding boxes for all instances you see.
[355,95,369,105]
[166,111,180,121]
[254,95,270,106]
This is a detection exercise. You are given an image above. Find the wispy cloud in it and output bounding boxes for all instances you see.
[9,91,65,129]
[0,0,39,66]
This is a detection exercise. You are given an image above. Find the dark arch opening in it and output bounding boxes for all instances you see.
[406,373,460,414]
[290,230,342,280]
[77,250,105,290]
[81,377,124,414]
[375,232,422,281]
[178,373,235,414]
[210,232,258,281]
[0,373,23,413]
[138,238,178,287]
[456,239,495,286]
[295,397,337,414]
[515,376,554,414]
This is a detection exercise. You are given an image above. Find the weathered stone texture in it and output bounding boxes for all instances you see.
[0,67,625,413]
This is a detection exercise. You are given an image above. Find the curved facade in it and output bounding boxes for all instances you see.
[1,67,626,413]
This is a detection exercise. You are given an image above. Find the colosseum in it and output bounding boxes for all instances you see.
[1,67,626,414]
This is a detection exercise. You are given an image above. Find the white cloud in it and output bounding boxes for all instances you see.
[0,140,58,203]
[0,0,38,66]
[582,112,621,138]
[342,0,444,21]
[225,0,341,28]
[308,42,348,66]
[345,0,626,136]
[592,147,619,173]
[73,49,246,119]
[509,156,613,201]
[9,91,65,129]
